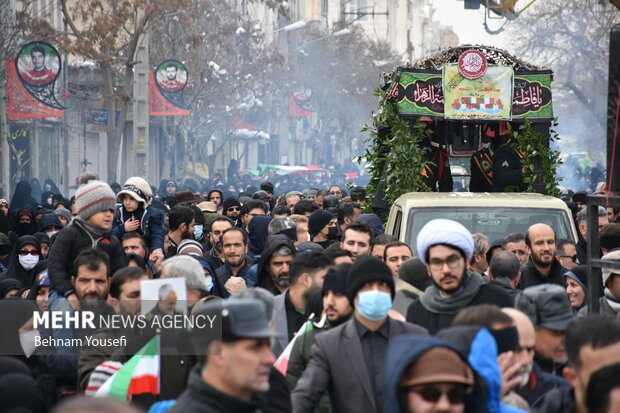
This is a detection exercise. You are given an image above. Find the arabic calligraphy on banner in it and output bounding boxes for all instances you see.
[396,68,553,120]
[512,72,553,119]
[396,70,444,117]
[443,64,513,120]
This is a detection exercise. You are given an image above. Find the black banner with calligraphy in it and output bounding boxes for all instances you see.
[512,71,553,119]
[9,124,32,182]
[396,68,553,120]
[396,69,444,118]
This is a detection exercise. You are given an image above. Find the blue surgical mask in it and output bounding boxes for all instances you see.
[356,289,392,320]
[193,225,204,240]
[205,275,214,292]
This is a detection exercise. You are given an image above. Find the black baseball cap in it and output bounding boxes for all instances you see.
[192,298,278,349]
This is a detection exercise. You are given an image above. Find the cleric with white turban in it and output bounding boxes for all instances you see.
[416,219,474,265]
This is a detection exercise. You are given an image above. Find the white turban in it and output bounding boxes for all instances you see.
[416,219,474,265]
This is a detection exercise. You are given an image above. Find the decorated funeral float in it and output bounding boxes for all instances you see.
[361,45,563,214]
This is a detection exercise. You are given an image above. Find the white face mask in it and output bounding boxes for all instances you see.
[45,230,59,238]
[19,254,39,270]
[19,330,40,358]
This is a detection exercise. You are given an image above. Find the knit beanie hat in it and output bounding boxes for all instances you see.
[322,268,348,296]
[563,265,588,292]
[222,197,241,211]
[117,177,152,208]
[75,181,117,221]
[416,219,474,265]
[309,210,333,237]
[346,255,395,305]
[53,207,72,223]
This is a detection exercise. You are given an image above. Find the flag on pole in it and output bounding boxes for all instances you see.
[274,315,316,375]
[95,335,160,401]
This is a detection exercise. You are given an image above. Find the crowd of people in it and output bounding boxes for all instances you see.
[0,171,619,413]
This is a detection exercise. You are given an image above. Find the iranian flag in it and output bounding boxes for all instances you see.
[95,336,160,401]
[274,317,316,375]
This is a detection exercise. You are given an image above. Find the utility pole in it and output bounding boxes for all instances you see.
[132,22,149,181]
[0,0,10,198]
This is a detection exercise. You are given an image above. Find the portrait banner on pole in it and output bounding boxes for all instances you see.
[149,72,190,116]
[443,64,513,120]
[7,59,63,119]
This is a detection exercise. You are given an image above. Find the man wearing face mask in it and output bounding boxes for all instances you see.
[292,255,428,413]
[309,210,339,249]
[0,235,41,286]
[189,206,207,250]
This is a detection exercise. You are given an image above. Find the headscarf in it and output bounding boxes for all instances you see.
[42,178,61,195]
[10,208,37,237]
[29,179,42,205]
[40,191,54,208]
[0,279,22,298]
[9,181,39,211]
[0,236,41,287]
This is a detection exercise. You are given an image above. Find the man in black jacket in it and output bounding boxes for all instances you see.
[518,223,567,289]
[215,227,252,298]
[170,298,279,413]
[292,256,427,413]
[488,250,522,303]
[406,219,512,334]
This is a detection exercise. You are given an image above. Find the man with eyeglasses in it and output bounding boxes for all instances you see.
[556,239,579,270]
[328,185,343,200]
[384,335,477,413]
[406,219,512,334]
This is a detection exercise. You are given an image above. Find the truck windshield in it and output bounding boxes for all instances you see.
[406,207,574,254]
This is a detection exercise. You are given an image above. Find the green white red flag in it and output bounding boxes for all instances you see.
[95,335,160,401]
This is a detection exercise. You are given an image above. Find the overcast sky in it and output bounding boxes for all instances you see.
[433,2,510,49]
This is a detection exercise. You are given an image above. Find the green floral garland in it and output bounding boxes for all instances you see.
[360,85,432,207]
[360,83,562,207]
[510,118,563,197]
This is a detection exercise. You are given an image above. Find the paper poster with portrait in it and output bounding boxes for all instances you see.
[155,60,188,93]
[16,42,61,87]
[140,277,188,317]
